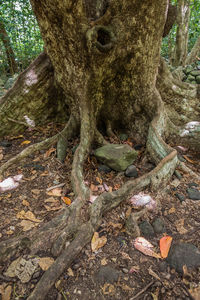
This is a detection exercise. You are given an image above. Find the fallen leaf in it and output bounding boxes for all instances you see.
[89,195,98,203]
[31,189,40,195]
[168,207,176,214]
[96,177,102,184]
[39,257,54,271]
[67,268,74,277]
[21,140,31,145]
[160,236,173,258]
[101,258,108,265]
[44,204,62,211]
[22,199,30,206]
[121,252,131,260]
[102,283,115,295]
[10,135,24,140]
[44,148,56,159]
[17,210,42,223]
[6,230,14,235]
[129,266,140,273]
[61,196,71,205]
[90,184,98,192]
[2,285,12,300]
[0,174,23,193]
[175,219,188,234]
[0,153,3,160]
[44,197,57,203]
[189,285,200,300]
[91,232,107,252]
[19,220,38,231]
[133,237,161,259]
[118,283,132,292]
[129,192,156,211]
[46,188,62,197]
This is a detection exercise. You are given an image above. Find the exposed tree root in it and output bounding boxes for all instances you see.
[0,115,77,179]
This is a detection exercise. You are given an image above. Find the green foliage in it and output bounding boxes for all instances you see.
[0,0,43,74]
[161,0,200,60]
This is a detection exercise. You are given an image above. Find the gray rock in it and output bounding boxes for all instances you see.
[187,74,196,81]
[196,75,200,84]
[152,217,166,234]
[98,164,111,173]
[125,165,138,178]
[139,221,155,237]
[190,70,200,77]
[187,188,200,200]
[184,65,194,75]
[125,214,140,237]
[94,144,138,172]
[167,243,200,273]
[95,266,120,284]
[175,193,185,202]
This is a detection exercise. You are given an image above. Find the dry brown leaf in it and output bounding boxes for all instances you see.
[118,283,132,292]
[39,257,54,271]
[133,237,161,259]
[2,285,12,300]
[31,189,40,195]
[67,268,74,277]
[96,177,102,184]
[6,230,14,235]
[108,222,123,230]
[175,219,188,234]
[19,220,38,231]
[44,148,56,159]
[91,232,107,252]
[44,197,57,203]
[183,155,196,164]
[168,207,176,214]
[189,286,200,300]
[22,199,30,206]
[44,205,62,211]
[121,252,131,260]
[46,188,62,197]
[90,184,98,192]
[101,258,108,265]
[0,153,3,161]
[17,210,42,223]
[102,283,115,295]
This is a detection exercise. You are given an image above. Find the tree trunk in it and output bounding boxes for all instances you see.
[0,16,18,74]
[0,52,67,137]
[172,0,190,67]
[185,35,200,65]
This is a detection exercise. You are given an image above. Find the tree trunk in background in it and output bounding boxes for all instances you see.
[172,0,190,67]
[185,35,200,65]
[0,16,18,74]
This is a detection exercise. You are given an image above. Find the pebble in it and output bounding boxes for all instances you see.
[167,243,200,273]
[139,221,155,237]
[122,268,129,274]
[94,266,120,284]
[134,144,143,150]
[175,193,185,202]
[187,188,200,200]
[98,164,111,173]
[152,217,166,234]
[125,165,138,178]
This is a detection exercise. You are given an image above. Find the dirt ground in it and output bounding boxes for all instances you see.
[0,123,200,300]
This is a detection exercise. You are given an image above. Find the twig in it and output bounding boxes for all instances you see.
[130,281,154,300]
[46,183,65,191]
[179,283,195,300]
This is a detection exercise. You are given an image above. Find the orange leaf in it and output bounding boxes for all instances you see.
[61,196,71,205]
[44,148,56,159]
[160,236,172,258]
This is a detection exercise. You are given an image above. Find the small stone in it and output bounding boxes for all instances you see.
[196,75,200,84]
[152,217,166,234]
[98,164,111,173]
[190,70,200,76]
[167,243,200,273]
[175,193,185,202]
[125,165,138,178]
[122,268,129,274]
[187,188,200,200]
[0,140,12,147]
[94,266,120,284]
[184,65,194,75]
[158,261,168,273]
[139,221,155,237]
[33,164,45,171]
[134,144,143,150]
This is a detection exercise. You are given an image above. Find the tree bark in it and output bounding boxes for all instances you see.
[0,16,18,74]
[185,35,200,65]
[0,52,67,137]
[172,0,190,67]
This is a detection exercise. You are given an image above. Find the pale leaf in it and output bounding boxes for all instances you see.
[91,232,107,252]
[39,257,54,271]
[133,237,161,259]
[46,188,62,197]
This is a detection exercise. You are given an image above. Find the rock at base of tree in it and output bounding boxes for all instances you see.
[187,188,200,200]
[125,165,138,178]
[119,133,128,141]
[139,221,155,237]
[94,266,120,284]
[167,243,200,273]
[152,217,166,234]
[94,144,138,172]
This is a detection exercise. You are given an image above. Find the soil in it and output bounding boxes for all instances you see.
[0,124,200,300]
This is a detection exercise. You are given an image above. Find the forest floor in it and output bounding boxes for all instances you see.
[0,123,200,300]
